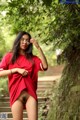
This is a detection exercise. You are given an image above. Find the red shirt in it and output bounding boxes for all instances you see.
[0,52,43,108]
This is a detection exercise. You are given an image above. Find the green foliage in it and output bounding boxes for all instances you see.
[0,77,9,97]
[2,1,80,52]
[40,0,53,6]
[0,0,59,65]
[0,5,11,58]
[0,32,6,59]
[47,78,60,120]
[0,1,80,119]
[0,1,80,64]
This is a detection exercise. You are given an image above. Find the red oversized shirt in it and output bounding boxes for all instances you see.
[0,52,43,107]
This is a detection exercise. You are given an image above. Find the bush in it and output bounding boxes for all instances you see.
[0,77,9,97]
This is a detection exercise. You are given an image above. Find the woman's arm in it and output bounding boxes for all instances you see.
[0,68,28,77]
[30,39,48,70]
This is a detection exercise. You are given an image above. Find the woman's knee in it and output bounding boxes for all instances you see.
[11,100,23,120]
[26,96,38,120]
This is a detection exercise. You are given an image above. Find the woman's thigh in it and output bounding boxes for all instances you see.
[11,100,23,120]
[26,96,38,120]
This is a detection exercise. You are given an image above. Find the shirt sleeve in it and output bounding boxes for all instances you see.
[34,56,43,71]
[0,53,11,70]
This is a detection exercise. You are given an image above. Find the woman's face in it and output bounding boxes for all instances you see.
[20,34,30,51]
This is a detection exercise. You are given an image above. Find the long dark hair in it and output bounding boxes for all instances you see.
[11,31,33,64]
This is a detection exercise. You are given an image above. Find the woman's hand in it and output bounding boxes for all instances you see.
[30,38,48,71]
[17,68,28,76]
[0,68,28,77]
[30,38,40,49]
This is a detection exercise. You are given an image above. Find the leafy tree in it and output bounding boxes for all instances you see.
[0,13,6,59]
[46,2,80,120]
[0,0,80,119]
[0,0,57,65]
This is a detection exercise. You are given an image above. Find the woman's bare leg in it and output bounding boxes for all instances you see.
[26,96,38,120]
[11,100,23,120]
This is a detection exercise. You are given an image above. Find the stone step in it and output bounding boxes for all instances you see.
[38,81,54,88]
[38,86,52,88]
[0,100,45,107]
[0,96,47,101]
[0,106,44,112]
[0,93,50,100]
[0,76,59,120]
[38,86,53,89]
[37,77,59,86]
[0,106,45,118]
[0,87,52,98]
[0,111,28,118]
[38,76,61,81]
[37,81,55,85]
[0,97,46,120]
[0,97,48,108]
[0,118,28,120]
[0,117,28,120]
[0,108,46,119]
[0,86,52,97]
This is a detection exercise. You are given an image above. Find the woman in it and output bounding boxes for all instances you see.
[0,31,48,120]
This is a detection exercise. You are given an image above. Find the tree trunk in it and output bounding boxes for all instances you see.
[47,44,80,120]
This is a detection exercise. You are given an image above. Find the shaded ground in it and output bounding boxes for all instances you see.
[39,64,64,77]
